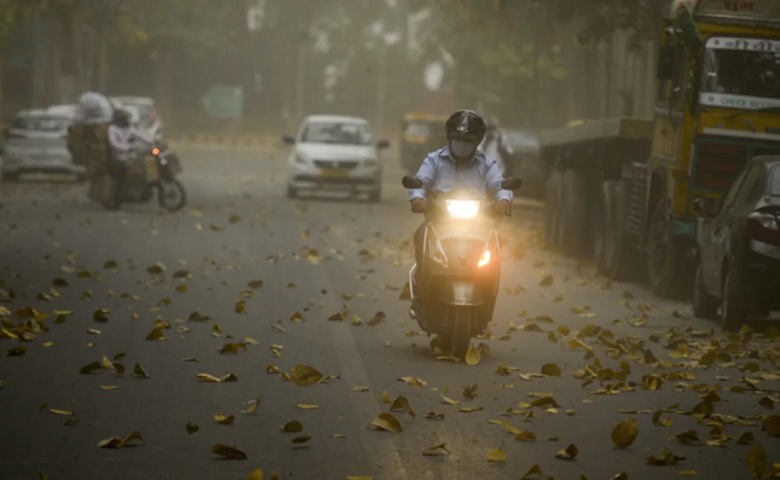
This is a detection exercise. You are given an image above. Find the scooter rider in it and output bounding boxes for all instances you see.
[408,109,513,316]
[108,109,154,185]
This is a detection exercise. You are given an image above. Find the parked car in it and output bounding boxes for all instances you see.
[112,96,163,141]
[1,105,86,182]
[692,155,780,331]
[503,128,542,199]
[283,115,389,202]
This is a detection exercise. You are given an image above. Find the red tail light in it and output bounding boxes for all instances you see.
[746,212,780,245]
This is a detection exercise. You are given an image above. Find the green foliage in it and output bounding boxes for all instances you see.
[120,0,244,55]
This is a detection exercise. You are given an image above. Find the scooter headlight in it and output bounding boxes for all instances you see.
[477,248,492,268]
[446,199,480,219]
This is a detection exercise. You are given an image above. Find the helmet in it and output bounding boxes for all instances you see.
[112,108,131,127]
[445,109,486,144]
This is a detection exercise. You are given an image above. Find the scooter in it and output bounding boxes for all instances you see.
[402,175,523,359]
[100,142,186,212]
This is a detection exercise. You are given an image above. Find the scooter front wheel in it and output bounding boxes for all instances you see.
[158,179,186,212]
[438,306,472,360]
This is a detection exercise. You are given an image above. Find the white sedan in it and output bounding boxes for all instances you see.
[283,115,389,202]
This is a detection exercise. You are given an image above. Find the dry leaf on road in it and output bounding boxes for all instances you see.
[370,413,402,432]
[212,444,247,460]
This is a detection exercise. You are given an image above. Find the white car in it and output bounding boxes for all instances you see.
[1,105,86,182]
[283,115,389,202]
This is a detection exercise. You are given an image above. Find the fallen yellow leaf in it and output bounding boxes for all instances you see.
[612,418,638,448]
[370,413,402,432]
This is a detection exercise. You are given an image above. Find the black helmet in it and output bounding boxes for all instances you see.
[445,109,486,144]
[112,108,131,127]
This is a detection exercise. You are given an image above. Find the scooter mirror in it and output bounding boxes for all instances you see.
[501,178,523,191]
[402,175,424,189]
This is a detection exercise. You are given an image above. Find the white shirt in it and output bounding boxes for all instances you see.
[108,125,154,163]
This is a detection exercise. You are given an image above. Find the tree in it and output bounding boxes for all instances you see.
[425,0,667,126]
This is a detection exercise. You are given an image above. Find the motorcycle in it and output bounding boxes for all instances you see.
[402,175,523,359]
[100,142,186,212]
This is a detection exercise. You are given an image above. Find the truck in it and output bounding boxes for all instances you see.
[541,0,780,298]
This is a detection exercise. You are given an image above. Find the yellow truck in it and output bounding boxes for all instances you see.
[542,0,780,297]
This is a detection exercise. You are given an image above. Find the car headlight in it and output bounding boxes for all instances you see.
[446,199,480,219]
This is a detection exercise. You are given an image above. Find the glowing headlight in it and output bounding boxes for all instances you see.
[446,200,480,219]
[477,249,492,268]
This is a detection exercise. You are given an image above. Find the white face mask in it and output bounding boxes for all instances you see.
[449,139,477,160]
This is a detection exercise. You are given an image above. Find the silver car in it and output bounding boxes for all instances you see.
[1,105,86,182]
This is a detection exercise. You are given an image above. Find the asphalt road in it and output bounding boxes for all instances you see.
[1,146,779,480]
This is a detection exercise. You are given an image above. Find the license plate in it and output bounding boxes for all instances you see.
[321,168,348,178]
[145,159,159,182]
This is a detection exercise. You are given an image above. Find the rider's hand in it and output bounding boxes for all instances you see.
[494,200,511,216]
[410,198,426,213]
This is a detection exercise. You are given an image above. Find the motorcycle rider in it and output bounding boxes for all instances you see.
[408,109,513,317]
[108,108,153,188]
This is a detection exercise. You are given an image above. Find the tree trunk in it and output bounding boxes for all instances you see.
[97,27,109,92]
[45,15,62,104]
[0,42,5,122]
[155,39,174,125]
[70,12,86,92]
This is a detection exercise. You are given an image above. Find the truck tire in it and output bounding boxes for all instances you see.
[600,179,639,280]
[560,169,588,256]
[647,200,690,298]
[543,170,563,250]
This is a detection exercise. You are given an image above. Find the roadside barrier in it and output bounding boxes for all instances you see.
[166,133,283,148]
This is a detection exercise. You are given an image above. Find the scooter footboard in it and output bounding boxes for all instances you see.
[435,279,483,306]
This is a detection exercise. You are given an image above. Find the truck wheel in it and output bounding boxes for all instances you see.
[560,169,588,256]
[647,200,690,298]
[600,180,639,280]
[543,170,563,250]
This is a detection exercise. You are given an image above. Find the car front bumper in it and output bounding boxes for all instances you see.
[288,161,381,191]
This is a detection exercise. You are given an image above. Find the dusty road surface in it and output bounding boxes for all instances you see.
[1,145,779,480]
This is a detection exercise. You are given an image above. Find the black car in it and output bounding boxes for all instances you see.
[692,156,780,331]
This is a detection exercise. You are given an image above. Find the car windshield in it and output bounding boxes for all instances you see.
[12,115,71,132]
[700,36,780,110]
[301,121,373,145]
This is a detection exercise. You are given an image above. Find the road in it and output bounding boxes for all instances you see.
[1,146,778,480]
